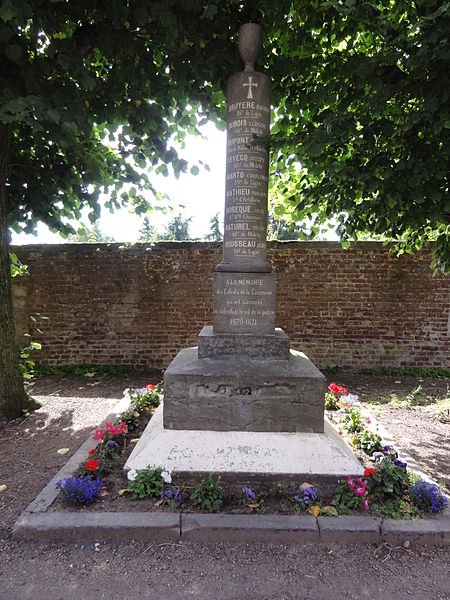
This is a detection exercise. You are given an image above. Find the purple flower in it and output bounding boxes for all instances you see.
[106,440,119,450]
[394,459,407,470]
[242,487,256,500]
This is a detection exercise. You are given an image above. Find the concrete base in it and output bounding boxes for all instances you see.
[124,405,364,486]
[163,347,326,433]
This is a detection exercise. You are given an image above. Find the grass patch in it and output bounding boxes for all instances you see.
[366,385,450,411]
[360,367,450,378]
[33,363,134,378]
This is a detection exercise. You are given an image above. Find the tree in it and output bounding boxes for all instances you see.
[138,216,158,243]
[161,215,193,241]
[1,0,449,418]
[265,1,449,271]
[267,212,304,241]
[67,222,115,243]
[0,0,241,418]
[204,213,222,241]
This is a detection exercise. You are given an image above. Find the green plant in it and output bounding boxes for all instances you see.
[190,475,223,513]
[426,396,450,423]
[292,486,319,511]
[325,392,340,411]
[19,335,42,383]
[357,430,383,455]
[388,386,428,409]
[270,481,286,498]
[33,364,130,377]
[366,456,408,500]
[343,407,365,434]
[126,385,161,412]
[370,498,418,520]
[127,467,165,499]
[360,367,450,378]
[334,478,369,514]
[121,409,140,431]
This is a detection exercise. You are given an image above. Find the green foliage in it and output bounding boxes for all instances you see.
[204,213,223,241]
[426,396,450,423]
[334,479,366,514]
[33,363,130,377]
[266,1,450,273]
[120,409,140,432]
[67,222,115,243]
[138,216,158,243]
[19,334,42,383]
[366,457,408,500]
[270,481,286,498]
[190,474,223,513]
[128,467,165,499]
[160,215,193,241]
[127,385,161,412]
[325,391,340,411]
[357,430,383,455]
[360,367,450,378]
[370,497,418,520]
[343,407,365,434]
[387,386,428,409]
[267,212,303,241]
[9,252,28,277]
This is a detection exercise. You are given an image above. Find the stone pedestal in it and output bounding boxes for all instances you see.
[198,326,290,360]
[163,346,326,433]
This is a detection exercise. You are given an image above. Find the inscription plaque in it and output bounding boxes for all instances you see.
[213,272,276,334]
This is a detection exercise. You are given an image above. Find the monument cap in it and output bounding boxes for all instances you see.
[238,23,263,71]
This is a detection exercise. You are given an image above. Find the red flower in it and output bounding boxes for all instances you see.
[145,384,155,390]
[88,449,96,456]
[337,385,348,396]
[85,459,99,471]
[364,468,375,477]
[328,383,340,394]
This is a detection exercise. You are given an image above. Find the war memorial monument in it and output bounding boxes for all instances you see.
[126,24,362,483]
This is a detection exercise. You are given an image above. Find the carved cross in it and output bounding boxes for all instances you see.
[243,76,258,99]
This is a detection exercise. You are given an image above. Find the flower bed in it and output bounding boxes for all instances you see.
[52,383,448,520]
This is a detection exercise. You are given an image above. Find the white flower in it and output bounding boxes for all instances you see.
[127,469,137,481]
[345,393,359,404]
[161,467,172,484]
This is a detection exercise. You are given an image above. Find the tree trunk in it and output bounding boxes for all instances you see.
[0,124,29,420]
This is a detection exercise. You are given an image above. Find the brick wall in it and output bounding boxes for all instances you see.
[11,242,450,369]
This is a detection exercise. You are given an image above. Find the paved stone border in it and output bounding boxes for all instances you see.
[12,399,450,546]
[12,510,450,545]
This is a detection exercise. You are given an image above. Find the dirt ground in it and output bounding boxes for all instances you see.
[0,371,449,599]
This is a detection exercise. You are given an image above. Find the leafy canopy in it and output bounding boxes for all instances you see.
[1,0,448,270]
[0,0,238,236]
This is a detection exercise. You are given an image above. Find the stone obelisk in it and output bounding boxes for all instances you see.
[125,24,363,483]
[214,23,276,335]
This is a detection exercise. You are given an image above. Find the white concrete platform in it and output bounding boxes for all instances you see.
[124,405,363,481]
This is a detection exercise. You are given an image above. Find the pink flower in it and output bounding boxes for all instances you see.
[355,487,366,496]
[347,477,355,489]
[93,428,105,441]
[363,499,369,510]
[365,417,371,424]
